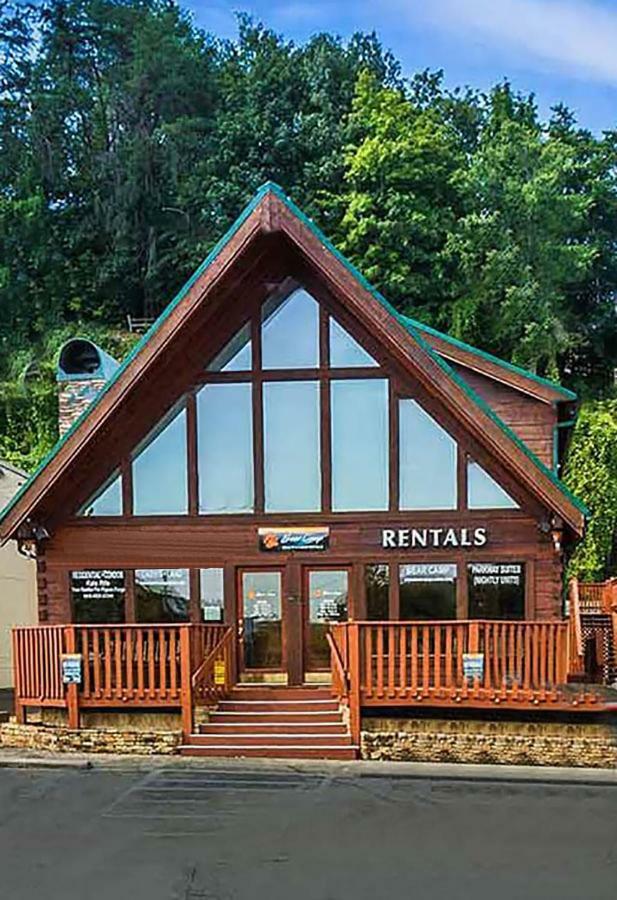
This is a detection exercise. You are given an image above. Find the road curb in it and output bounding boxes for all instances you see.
[0,752,615,785]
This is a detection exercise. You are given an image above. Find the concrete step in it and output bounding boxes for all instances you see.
[208,710,344,724]
[219,699,339,713]
[187,733,353,748]
[230,687,332,701]
[179,744,358,760]
[199,721,347,735]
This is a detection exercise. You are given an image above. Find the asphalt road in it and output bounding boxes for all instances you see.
[0,764,615,900]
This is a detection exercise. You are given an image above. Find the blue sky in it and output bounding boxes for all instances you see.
[184,0,617,133]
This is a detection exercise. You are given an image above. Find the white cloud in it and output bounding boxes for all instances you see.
[415,0,617,84]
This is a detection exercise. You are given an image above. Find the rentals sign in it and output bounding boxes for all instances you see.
[381,526,488,549]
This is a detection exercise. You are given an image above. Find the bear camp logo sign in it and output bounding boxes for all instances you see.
[258,527,330,552]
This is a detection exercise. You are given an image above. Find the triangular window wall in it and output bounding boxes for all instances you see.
[79,471,122,517]
[132,405,188,515]
[261,289,319,369]
[467,460,519,509]
[75,288,526,519]
[207,322,252,372]
[399,400,457,510]
[330,317,378,368]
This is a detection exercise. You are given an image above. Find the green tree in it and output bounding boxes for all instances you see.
[563,400,617,582]
[445,84,602,383]
[325,70,464,319]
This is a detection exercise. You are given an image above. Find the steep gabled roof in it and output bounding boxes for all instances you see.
[0,182,586,541]
[404,317,576,404]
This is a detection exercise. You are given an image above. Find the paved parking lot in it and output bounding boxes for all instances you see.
[0,763,615,899]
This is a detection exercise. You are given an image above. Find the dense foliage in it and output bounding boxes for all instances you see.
[563,401,617,581]
[1,0,616,575]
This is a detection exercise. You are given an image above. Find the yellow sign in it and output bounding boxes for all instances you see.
[214,659,226,686]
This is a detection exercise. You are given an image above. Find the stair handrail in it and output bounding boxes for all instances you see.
[568,578,585,676]
[326,629,349,698]
[192,625,234,707]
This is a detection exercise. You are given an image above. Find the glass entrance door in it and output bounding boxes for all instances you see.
[239,570,283,670]
[305,568,349,670]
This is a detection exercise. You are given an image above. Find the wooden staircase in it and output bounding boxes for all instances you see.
[180,685,358,759]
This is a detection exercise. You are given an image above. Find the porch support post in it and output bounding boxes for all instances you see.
[180,625,194,740]
[64,626,80,730]
[348,622,361,748]
[12,629,25,724]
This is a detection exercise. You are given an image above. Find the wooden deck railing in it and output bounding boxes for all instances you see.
[12,626,66,708]
[577,577,617,615]
[567,580,586,678]
[12,623,234,735]
[328,619,603,741]
[192,627,234,707]
[359,620,570,701]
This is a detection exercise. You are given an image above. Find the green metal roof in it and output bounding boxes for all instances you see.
[404,316,576,401]
[0,181,586,529]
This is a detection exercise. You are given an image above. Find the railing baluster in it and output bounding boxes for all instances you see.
[410,626,418,692]
[398,626,406,697]
[375,625,384,697]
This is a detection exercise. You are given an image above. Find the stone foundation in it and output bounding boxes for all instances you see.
[361,716,617,768]
[0,720,181,755]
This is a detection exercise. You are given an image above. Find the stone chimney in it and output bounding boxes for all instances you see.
[57,339,119,436]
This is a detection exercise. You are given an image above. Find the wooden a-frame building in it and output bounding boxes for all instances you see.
[1,183,601,758]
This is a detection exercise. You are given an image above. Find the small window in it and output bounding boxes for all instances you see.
[365,564,390,620]
[135,569,190,623]
[79,472,122,517]
[197,383,254,513]
[207,322,252,372]
[261,289,319,369]
[200,568,224,622]
[132,406,188,515]
[399,400,457,510]
[399,563,457,620]
[468,562,525,619]
[331,378,389,511]
[467,460,518,509]
[330,317,378,368]
[263,380,320,512]
[71,570,125,623]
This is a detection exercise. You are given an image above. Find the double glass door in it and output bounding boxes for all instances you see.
[237,566,350,677]
[305,568,349,669]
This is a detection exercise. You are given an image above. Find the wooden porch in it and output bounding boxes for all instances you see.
[10,610,613,751]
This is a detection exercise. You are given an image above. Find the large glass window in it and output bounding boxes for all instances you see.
[262,289,319,369]
[135,569,190,623]
[365,564,390,620]
[263,381,320,512]
[71,569,125,623]
[197,383,254,513]
[132,406,188,515]
[331,378,389,511]
[399,563,457,620]
[207,322,252,372]
[200,568,224,622]
[79,472,122,517]
[399,400,457,510]
[468,562,525,619]
[467,460,518,509]
[330,317,378,368]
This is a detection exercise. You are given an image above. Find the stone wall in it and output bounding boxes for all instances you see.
[361,716,617,768]
[58,378,106,436]
[0,721,181,755]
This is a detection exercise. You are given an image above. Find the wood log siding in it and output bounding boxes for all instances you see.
[38,513,564,625]
[451,365,557,470]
